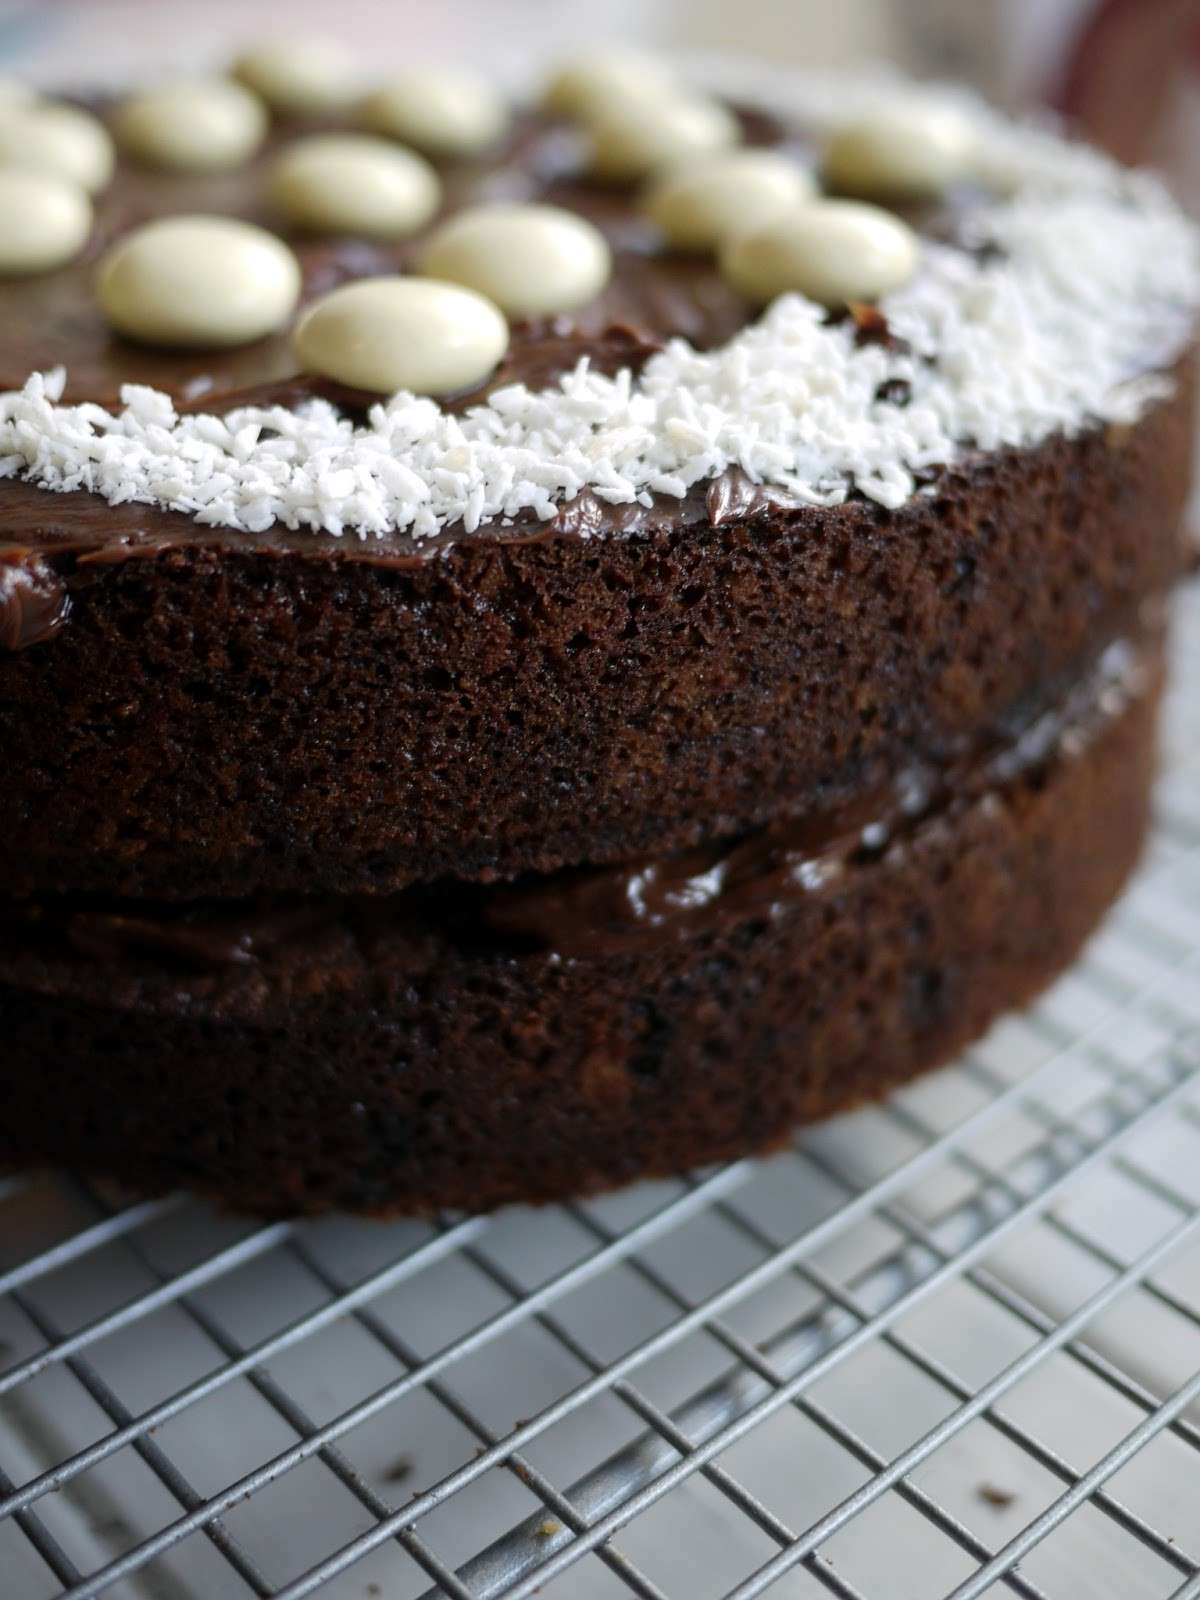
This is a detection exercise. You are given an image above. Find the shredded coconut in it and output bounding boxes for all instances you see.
[0,73,1196,543]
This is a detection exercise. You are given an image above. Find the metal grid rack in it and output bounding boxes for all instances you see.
[1,586,1199,1600]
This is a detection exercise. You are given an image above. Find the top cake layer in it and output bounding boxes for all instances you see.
[0,56,1196,900]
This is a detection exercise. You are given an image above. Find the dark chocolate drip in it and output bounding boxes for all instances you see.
[549,489,659,538]
[705,468,788,526]
[0,554,71,649]
[4,637,1147,967]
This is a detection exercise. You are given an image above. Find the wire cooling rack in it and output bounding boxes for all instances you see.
[1,585,1198,1600]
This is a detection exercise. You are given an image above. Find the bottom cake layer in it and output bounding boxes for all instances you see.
[0,638,1161,1216]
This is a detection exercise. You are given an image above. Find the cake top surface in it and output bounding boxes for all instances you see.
[0,55,1196,550]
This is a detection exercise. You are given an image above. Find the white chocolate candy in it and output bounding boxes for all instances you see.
[642,150,816,253]
[359,70,508,158]
[232,37,358,117]
[0,170,90,274]
[824,103,975,198]
[293,276,508,395]
[268,134,440,238]
[720,199,918,306]
[541,51,676,121]
[112,79,267,174]
[0,103,113,193]
[97,215,301,348]
[588,96,738,183]
[418,202,610,319]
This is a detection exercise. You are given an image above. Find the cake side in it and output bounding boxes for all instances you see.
[0,358,1190,898]
[0,63,1195,899]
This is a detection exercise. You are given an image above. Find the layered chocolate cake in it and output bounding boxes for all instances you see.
[0,48,1195,1214]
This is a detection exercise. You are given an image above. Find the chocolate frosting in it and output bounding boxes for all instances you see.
[6,634,1147,967]
[0,97,973,577]
[63,900,338,966]
[0,553,71,650]
[0,104,775,415]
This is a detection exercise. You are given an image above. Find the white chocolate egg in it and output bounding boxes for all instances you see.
[0,169,91,275]
[231,37,358,117]
[720,199,919,306]
[359,70,509,158]
[0,103,114,193]
[824,102,975,198]
[418,202,611,318]
[97,215,302,348]
[112,79,268,174]
[642,150,816,253]
[541,51,676,121]
[293,276,508,395]
[268,134,440,237]
[588,96,738,184]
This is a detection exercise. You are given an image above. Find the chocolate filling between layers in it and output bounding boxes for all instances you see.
[1,631,1153,984]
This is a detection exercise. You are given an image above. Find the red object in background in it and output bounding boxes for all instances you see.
[1054,0,1200,164]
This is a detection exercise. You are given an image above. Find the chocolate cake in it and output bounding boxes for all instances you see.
[0,51,1195,1214]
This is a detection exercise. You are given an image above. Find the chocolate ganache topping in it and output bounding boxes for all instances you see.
[0,553,71,650]
[0,102,728,586]
[0,93,983,569]
[0,65,1190,660]
[0,103,789,414]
